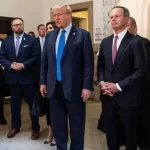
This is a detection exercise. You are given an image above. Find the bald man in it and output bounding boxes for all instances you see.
[127,17,150,150]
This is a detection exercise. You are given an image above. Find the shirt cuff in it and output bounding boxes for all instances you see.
[21,63,25,68]
[116,83,122,91]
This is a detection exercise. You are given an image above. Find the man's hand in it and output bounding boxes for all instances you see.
[81,89,91,102]
[100,82,114,97]
[40,85,47,97]
[101,82,119,94]
[11,62,23,71]
[15,63,23,71]
[11,62,18,70]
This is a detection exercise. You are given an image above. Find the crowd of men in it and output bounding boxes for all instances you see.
[0,4,150,150]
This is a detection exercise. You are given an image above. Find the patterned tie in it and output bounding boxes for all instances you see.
[112,35,118,64]
[56,30,66,81]
[15,36,20,56]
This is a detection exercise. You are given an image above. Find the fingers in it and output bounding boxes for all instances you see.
[40,85,47,97]
[44,88,47,94]
[40,89,45,97]
[81,91,91,102]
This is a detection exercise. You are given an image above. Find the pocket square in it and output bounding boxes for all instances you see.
[23,45,29,47]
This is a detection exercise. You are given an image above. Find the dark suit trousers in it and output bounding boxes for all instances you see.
[50,80,85,150]
[102,96,138,150]
[9,84,40,130]
[0,70,5,121]
[36,73,51,125]
[44,98,51,125]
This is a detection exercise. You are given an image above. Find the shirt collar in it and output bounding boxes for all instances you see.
[14,32,24,39]
[114,28,127,39]
[39,36,45,39]
[60,23,72,34]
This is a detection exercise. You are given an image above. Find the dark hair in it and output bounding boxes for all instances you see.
[28,31,35,37]
[37,24,45,30]
[11,17,24,25]
[46,22,57,29]
[129,17,136,25]
[111,6,130,17]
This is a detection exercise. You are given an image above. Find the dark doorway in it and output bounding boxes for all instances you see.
[0,16,13,38]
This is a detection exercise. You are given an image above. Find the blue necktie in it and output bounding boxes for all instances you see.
[56,30,66,81]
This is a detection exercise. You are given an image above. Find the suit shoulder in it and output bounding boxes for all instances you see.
[2,34,13,42]
[76,27,89,35]
[101,34,113,43]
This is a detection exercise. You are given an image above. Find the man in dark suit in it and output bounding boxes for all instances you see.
[0,17,40,139]
[127,17,150,150]
[0,38,7,125]
[97,6,147,150]
[36,24,45,88]
[36,24,45,53]
[40,4,94,150]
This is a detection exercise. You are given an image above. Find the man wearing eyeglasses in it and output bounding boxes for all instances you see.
[0,17,40,139]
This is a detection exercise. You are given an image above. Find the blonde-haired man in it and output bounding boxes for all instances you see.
[40,4,94,150]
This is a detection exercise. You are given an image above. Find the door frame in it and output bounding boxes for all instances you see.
[50,1,93,41]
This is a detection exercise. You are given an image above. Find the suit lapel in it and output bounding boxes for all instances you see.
[112,32,132,71]
[107,35,114,70]
[62,26,77,59]
[17,33,27,57]
[11,35,16,56]
[52,28,59,59]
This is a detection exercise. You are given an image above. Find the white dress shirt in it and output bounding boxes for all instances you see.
[113,29,127,91]
[0,41,2,48]
[39,36,45,53]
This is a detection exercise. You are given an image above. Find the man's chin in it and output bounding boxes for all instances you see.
[15,31,23,35]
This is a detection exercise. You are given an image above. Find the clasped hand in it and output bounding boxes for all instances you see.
[100,82,119,97]
[11,62,23,71]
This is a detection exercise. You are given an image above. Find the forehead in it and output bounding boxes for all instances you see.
[12,19,23,24]
[47,24,53,27]
[39,26,45,29]
[53,7,66,14]
[110,8,124,16]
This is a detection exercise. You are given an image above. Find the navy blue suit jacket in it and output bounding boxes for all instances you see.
[40,25,94,101]
[0,33,40,85]
[97,31,147,108]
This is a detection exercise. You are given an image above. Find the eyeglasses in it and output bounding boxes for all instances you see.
[12,23,24,27]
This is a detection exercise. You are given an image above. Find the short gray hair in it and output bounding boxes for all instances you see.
[52,4,72,14]
[111,6,130,17]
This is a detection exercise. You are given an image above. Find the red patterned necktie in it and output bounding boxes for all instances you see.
[112,35,118,64]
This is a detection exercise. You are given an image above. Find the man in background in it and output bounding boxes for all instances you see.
[36,24,46,88]
[97,6,147,150]
[127,17,150,150]
[0,17,40,139]
[0,37,7,125]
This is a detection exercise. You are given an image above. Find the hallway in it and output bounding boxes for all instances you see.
[0,100,127,150]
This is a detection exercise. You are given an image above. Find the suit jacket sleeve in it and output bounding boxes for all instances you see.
[0,39,12,70]
[145,39,150,70]
[83,32,94,90]
[97,40,105,83]
[23,38,40,68]
[118,38,147,90]
[40,35,48,85]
